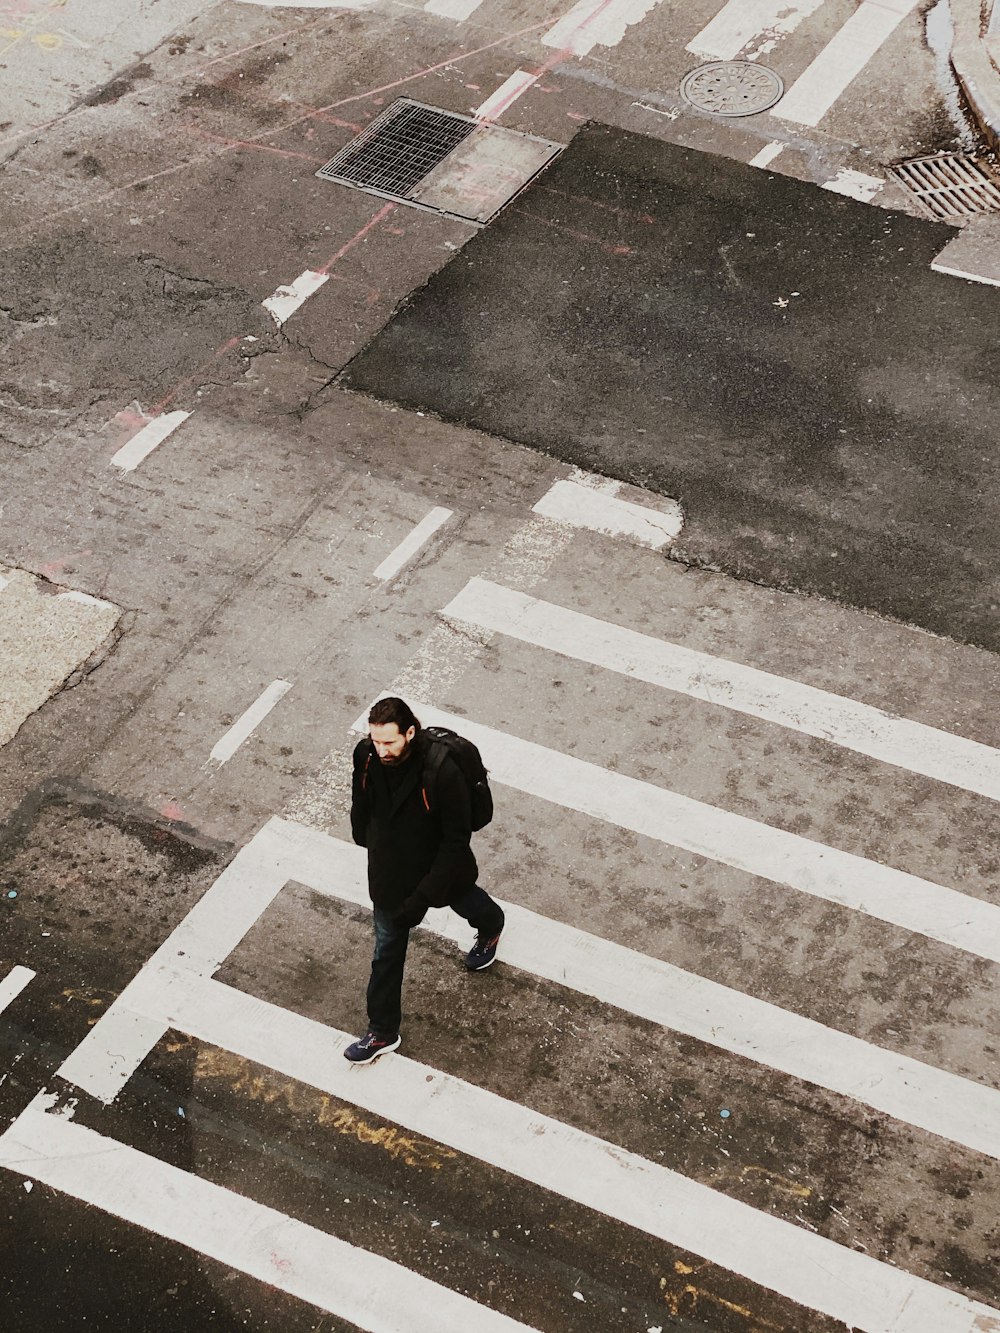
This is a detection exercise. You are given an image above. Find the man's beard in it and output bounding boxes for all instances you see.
[379,737,414,767]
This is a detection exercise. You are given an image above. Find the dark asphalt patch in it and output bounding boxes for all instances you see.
[341,123,1000,650]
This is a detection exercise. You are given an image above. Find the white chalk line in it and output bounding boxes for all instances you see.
[0,1093,537,1333]
[442,578,1000,802]
[353,697,1000,966]
[0,965,35,1014]
[109,410,191,473]
[532,477,682,548]
[372,507,453,581]
[209,680,293,765]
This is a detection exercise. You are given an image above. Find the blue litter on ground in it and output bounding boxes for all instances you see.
[720,1108,731,1119]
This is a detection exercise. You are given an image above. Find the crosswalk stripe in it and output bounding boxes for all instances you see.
[260,819,1000,1163]
[0,1093,539,1333]
[686,0,824,61]
[441,578,1000,801]
[772,0,921,126]
[356,700,1000,965]
[542,0,664,55]
[531,478,683,548]
[116,966,1000,1333]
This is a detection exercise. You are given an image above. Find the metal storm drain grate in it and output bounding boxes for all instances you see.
[679,61,783,117]
[317,99,476,199]
[890,153,1000,220]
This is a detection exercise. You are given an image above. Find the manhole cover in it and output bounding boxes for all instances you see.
[680,61,783,117]
[890,153,1000,220]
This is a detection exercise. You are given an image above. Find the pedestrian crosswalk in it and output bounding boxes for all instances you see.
[6,512,1000,1332]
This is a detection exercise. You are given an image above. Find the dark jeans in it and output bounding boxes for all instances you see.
[366,885,505,1039]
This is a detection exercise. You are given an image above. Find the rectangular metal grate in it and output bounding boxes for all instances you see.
[890,153,1000,220]
[316,99,477,199]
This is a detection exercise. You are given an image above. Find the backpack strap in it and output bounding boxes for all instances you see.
[355,738,375,791]
[420,736,448,814]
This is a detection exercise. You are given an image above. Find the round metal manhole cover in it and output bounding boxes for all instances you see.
[680,61,784,117]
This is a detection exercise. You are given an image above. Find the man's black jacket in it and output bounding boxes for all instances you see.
[350,734,478,916]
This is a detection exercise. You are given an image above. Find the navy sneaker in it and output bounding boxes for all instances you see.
[465,929,502,971]
[343,1031,401,1064]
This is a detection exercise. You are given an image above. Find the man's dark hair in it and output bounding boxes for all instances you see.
[368,696,421,734]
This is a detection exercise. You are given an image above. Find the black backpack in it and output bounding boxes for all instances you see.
[421,727,494,831]
[356,727,494,831]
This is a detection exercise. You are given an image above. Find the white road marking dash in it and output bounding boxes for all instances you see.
[210,680,293,765]
[263,270,330,326]
[373,507,453,581]
[0,966,35,1013]
[532,478,682,548]
[110,411,191,473]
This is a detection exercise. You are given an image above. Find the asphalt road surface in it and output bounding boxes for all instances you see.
[3,1,1000,1332]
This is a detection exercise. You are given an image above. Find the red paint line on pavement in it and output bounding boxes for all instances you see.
[6,20,553,238]
[316,203,396,275]
[148,335,242,416]
[183,124,327,162]
[538,184,656,224]
[512,208,634,257]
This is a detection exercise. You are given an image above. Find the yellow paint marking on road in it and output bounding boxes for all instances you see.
[195,1047,457,1169]
[662,1261,787,1330]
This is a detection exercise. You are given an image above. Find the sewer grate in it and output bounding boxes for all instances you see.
[316,99,477,199]
[890,153,1000,220]
[679,61,783,117]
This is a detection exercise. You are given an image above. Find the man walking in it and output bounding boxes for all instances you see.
[344,696,505,1065]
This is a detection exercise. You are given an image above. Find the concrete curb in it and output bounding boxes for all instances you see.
[951,0,1000,153]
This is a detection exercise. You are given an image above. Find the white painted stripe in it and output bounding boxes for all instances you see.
[263,270,330,326]
[239,0,376,7]
[354,699,1000,965]
[475,71,539,121]
[686,0,823,60]
[822,167,883,201]
[543,0,665,56]
[442,579,1000,802]
[0,965,35,1013]
[773,0,921,127]
[0,1094,538,1333]
[57,589,116,610]
[425,0,482,15]
[532,478,682,548]
[749,140,785,168]
[372,507,453,581]
[252,819,1000,1164]
[109,410,191,473]
[931,261,1000,288]
[58,818,334,1100]
[424,0,483,18]
[116,970,1000,1333]
[209,680,293,765]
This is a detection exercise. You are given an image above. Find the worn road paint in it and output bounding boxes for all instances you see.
[475,70,540,120]
[0,966,35,1014]
[209,680,292,765]
[372,507,453,581]
[749,140,784,167]
[425,0,484,17]
[195,1047,456,1168]
[98,970,1000,1333]
[686,0,824,60]
[773,0,922,126]
[822,167,883,200]
[355,699,1000,965]
[0,1094,538,1333]
[263,271,330,326]
[442,579,1000,801]
[543,0,664,54]
[531,477,683,547]
[109,410,191,472]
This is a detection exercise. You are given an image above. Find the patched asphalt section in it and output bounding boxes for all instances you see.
[340,123,1000,651]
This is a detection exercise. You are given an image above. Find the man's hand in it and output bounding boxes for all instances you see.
[394,896,428,929]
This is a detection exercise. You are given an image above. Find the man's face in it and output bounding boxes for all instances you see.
[370,722,416,766]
